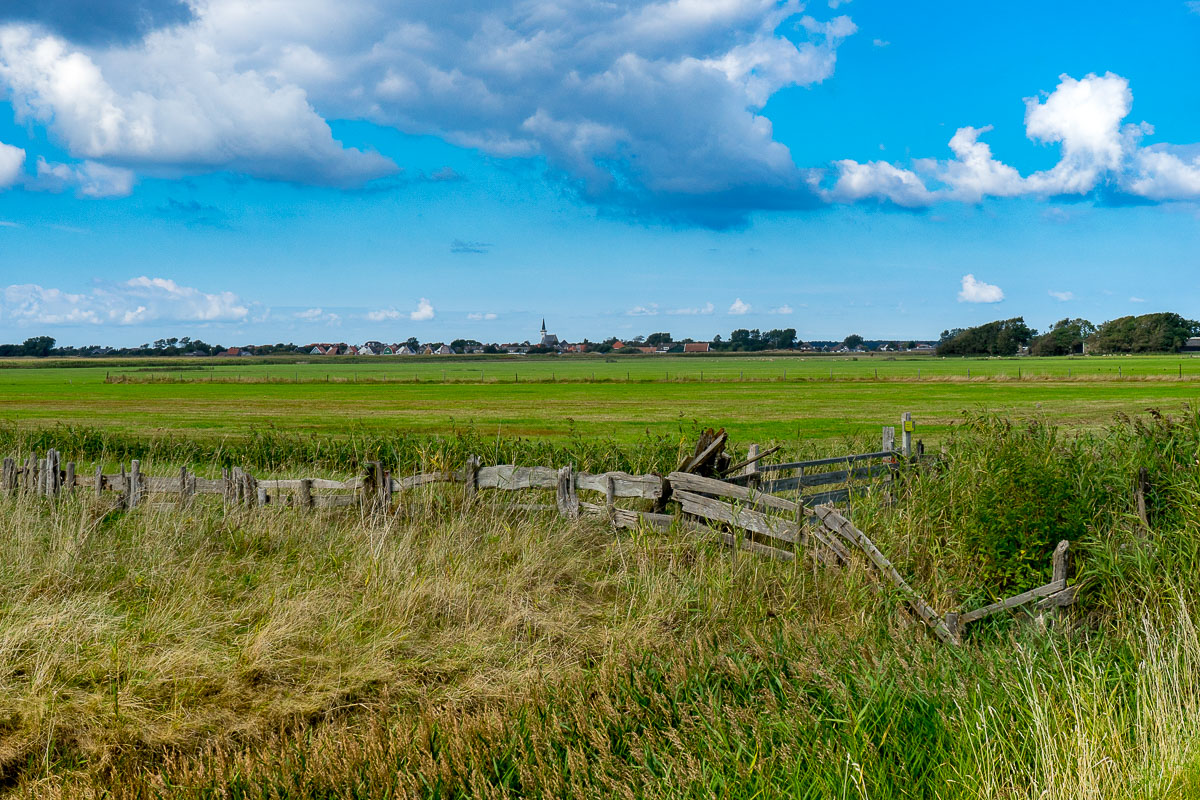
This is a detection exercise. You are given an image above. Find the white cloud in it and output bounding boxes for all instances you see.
[872,38,889,47]
[467,312,498,320]
[666,302,714,315]
[0,140,23,188]
[34,157,134,197]
[827,72,1200,207]
[0,2,856,222]
[728,298,751,315]
[627,304,659,316]
[957,274,1004,304]
[826,159,934,207]
[295,307,341,325]
[1130,296,1147,303]
[770,304,794,314]
[1,276,248,326]
[409,297,434,321]
[366,308,402,322]
[1190,1,1200,13]
[1048,290,1074,302]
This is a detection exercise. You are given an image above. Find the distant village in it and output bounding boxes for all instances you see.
[271,321,936,359]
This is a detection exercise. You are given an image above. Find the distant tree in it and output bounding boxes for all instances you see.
[1088,313,1200,353]
[645,332,672,346]
[764,328,797,349]
[937,318,1035,356]
[22,336,56,357]
[405,337,420,350]
[843,334,864,350]
[1031,318,1096,356]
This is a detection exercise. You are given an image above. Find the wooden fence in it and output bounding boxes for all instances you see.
[1,412,1075,647]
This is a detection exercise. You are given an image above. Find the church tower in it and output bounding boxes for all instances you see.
[540,318,547,338]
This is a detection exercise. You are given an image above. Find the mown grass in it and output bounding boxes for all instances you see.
[4,410,1200,796]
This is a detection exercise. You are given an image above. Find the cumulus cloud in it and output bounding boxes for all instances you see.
[826,72,1200,208]
[1130,296,1147,303]
[957,274,1004,304]
[365,308,402,322]
[410,297,434,321]
[0,0,855,224]
[1048,290,1074,302]
[1,276,248,325]
[770,304,794,314]
[467,312,498,320]
[666,302,715,315]
[627,304,659,316]
[728,298,751,314]
[0,140,24,188]
[0,24,397,188]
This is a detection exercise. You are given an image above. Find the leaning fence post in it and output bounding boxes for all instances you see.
[556,465,579,519]
[901,412,914,459]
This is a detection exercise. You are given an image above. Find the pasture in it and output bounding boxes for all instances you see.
[3,354,1200,445]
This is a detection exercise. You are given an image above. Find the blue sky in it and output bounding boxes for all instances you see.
[0,0,1198,347]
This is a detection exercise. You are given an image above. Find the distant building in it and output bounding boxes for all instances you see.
[539,319,560,348]
[1182,337,1200,353]
[434,344,453,355]
[683,342,710,353]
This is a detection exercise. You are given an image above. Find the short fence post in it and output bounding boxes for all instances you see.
[1,458,13,493]
[464,455,481,499]
[556,465,579,519]
[742,443,760,489]
[129,460,141,509]
[119,464,128,509]
[23,454,35,493]
[882,426,896,454]
[178,466,190,509]
[256,485,268,506]
[37,458,46,497]
[299,478,313,509]
[901,412,914,459]
[95,464,105,499]
[65,461,75,493]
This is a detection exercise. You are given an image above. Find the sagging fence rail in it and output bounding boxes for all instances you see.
[1,413,1074,646]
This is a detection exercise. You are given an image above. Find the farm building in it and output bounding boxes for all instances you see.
[683,342,710,353]
[1182,337,1200,352]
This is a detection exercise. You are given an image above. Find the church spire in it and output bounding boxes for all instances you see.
[541,318,546,334]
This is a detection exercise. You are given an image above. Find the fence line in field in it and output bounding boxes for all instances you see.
[0,412,1074,646]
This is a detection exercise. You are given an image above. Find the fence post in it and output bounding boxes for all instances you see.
[119,464,128,509]
[65,461,75,493]
[464,455,481,499]
[23,454,35,493]
[95,464,104,499]
[129,460,142,509]
[300,478,313,510]
[882,426,896,454]
[178,466,190,509]
[556,465,579,519]
[901,412,914,459]
[742,443,760,489]
[1,458,13,493]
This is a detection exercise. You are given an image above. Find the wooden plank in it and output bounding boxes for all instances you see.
[801,487,853,506]
[666,472,800,514]
[675,490,800,545]
[722,444,780,476]
[814,505,957,646]
[958,579,1068,625]
[760,463,894,493]
[1034,585,1079,611]
[389,471,459,491]
[476,465,559,490]
[575,471,663,499]
[313,494,357,508]
[681,430,727,473]
[750,451,895,475]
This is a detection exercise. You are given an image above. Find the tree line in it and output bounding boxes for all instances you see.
[938,313,1200,356]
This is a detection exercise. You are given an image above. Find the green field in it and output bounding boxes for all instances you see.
[3,354,1200,445]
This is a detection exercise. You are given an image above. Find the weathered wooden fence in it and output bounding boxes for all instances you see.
[1,412,1075,647]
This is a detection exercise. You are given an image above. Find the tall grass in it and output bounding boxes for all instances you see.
[2,410,1200,796]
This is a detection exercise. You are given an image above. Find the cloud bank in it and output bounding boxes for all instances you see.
[0,276,248,325]
[828,73,1200,207]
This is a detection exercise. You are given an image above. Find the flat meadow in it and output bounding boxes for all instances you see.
[3,353,1200,445]
[3,354,1200,797]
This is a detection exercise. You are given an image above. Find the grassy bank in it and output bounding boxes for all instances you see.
[3,410,1200,796]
